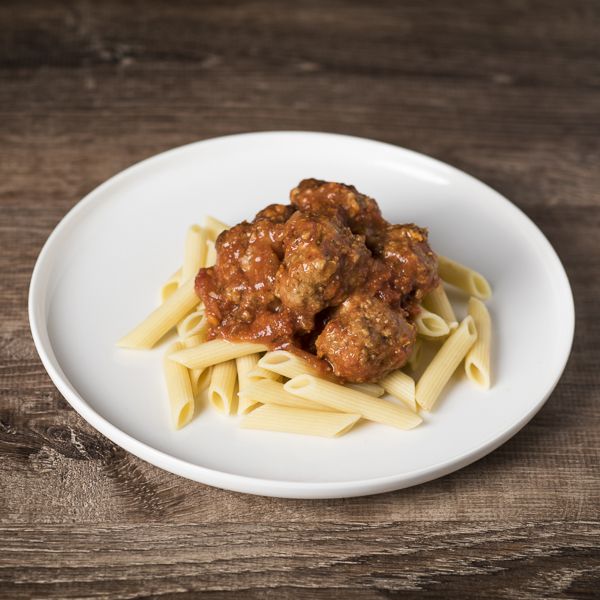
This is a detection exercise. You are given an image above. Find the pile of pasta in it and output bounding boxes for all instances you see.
[118,217,493,437]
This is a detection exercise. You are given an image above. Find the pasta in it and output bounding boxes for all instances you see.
[176,308,207,340]
[465,297,492,389]
[238,379,330,411]
[181,225,207,283]
[247,365,283,383]
[437,255,492,300]
[236,353,261,414]
[423,283,457,326]
[258,350,320,379]
[204,240,217,268]
[241,404,361,438]
[415,307,450,338]
[163,341,195,429]
[204,215,230,240]
[284,375,422,430]
[169,339,268,369]
[183,335,211,396]
[208,359,237,414]
[407,338,423,371]
[416,316,478,411]
[347,382,385,397]
[160,268,181,303]
[379,370,417,411]
[118,278,199,349]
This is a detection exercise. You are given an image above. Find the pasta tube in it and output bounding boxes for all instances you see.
[437,255,492,300]
[236,353,261,414]
[169,340,268,369]
[347,382,385,397]
[238,379,330,411]
[380,370,417,411]
[465,297,492,389]
[204,216,230,241]
[423,283,457,326]
[160,268,181,303]
[118,278,199,349]
[416,316,478,411]
[284,375,422,430]
[181,225,207,283]
[241,404,361,438]
[258,350,320,379]
[163,342,195,429]
[407,338,423,371]
[204,240,217,268]
[208,359,237,414]
[177,308,207,340]
[415,307,450,338]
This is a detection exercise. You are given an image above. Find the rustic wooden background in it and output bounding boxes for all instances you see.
[1,0,598,598]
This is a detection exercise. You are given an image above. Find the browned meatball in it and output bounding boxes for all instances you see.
[290,179,386,247]
[316,294,416,382]
[196,219,293,342]
[254,203,296,224]
[377,223,438,305]
[274,211,371,330]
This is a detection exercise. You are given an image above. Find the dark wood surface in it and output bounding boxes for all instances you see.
[1,1,599,598]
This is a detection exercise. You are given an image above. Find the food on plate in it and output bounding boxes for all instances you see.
[118,180,493,436]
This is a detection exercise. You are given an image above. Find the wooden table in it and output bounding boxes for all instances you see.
[1,1,598,597]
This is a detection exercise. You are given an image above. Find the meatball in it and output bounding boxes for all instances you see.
[254,203,296,224]
[290,179,386,247]
[316,294,416,382]
[196,219,292,342]
[377,223,438,305]
[274,211,371,330]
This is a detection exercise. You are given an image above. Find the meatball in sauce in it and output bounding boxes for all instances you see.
[195,180,438,382]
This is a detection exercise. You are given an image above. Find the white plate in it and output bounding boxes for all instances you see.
[29,132,574,499]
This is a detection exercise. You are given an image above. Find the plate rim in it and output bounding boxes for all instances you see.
[28,131,575,498]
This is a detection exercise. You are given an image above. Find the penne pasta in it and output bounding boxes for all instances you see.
[380,370,417,411]
[423,283,457,326]
[437,255,492,300]
[181,225,207,283]
[208,359,237,414]
[163,342,195,429]
[247,366,283,383]
[416,316,478,411]
[204,216,230,241]
[177,308,207,340]
[284,375,422,430]
[118,278,199,349]
[238,379,330,411]
[258,350,320,379]
[160,268,181,303]
[204,240,217,268]
[346,382,385,397]
[236,353,261,414]
[415,307,450,338]
[241,404,361,438]
[465,297,492,389]
[169,339,269,370]
[183,335,211,396]
[407,338,423,371]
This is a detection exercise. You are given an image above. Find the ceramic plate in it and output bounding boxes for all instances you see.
[29,132,574,498]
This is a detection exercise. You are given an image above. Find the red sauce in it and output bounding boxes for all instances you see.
[195,179,438,383]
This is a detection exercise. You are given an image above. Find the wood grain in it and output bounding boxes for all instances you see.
[0,0,598,597]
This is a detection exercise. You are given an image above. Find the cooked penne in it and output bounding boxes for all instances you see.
[423,283,457,326]
[160,268,181,303]
[238,379,330,411]
[416,316,478,411]
[284,375,422,430]
[163,342,195,429]
[258,350,320,379]
[204,240,217,268]
[241,404,361,438]
[407,338,423,371]
[346,382,385,397]
[177,308,207,340]
[183,335,210,396]
[380,370,417,411]
[465,297,492,389]
[181,225,207,283]
[236,353,261,414]
[118,278,199,349]
[204,215,230,241]
[437,255,492,300]
[247,366,283,383]
[415,307,450,338]
[208,359,237,414]
[169,339,269,369]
